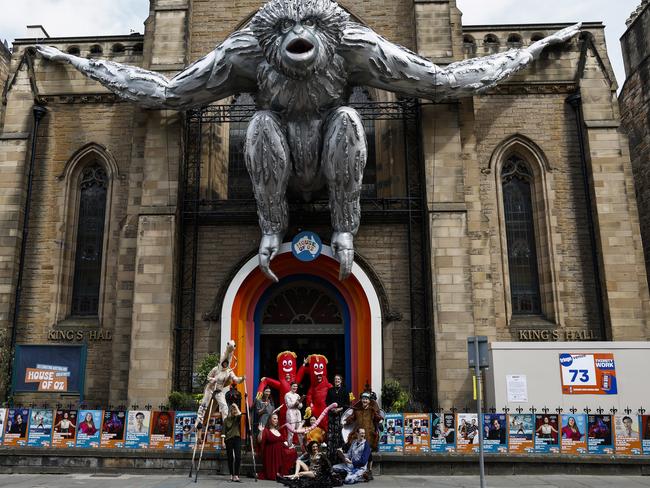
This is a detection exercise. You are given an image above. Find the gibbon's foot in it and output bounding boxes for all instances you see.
[259,233,283,282]
[331,232,354,281]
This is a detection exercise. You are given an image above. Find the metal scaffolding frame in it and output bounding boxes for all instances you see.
[175,99,434,408]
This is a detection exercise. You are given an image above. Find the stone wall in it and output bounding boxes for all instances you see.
[621,2,650,283]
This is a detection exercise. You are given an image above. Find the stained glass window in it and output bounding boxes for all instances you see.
[502,157,542,315]
[71,164,107,316]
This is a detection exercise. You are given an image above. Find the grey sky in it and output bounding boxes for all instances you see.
[0,0,641,87]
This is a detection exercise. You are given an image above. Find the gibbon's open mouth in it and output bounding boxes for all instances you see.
[286,38,315,56]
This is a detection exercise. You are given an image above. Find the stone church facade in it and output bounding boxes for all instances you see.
[1,0,648,409]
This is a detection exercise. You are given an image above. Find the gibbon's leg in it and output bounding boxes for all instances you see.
[322,106,367,280]
[245,110,291,282]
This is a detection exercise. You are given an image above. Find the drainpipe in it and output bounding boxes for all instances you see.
[6,104,47,399]
[566,93,608,341]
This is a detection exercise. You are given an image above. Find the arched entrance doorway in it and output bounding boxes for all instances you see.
[220,244,382,400]
[255,276,351,397]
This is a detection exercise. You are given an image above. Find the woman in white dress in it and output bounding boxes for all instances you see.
[285,382,303,448]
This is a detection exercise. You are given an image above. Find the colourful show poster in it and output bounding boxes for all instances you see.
[174,411,197,450]
[587,414,614,454]
[641,415,650,455]
[534,414,560,453]
[0,408,6,445]
[482,413,508,453]
[27,409,53,447]
[559,353,617,395]
[614,415,641,455]
[456,413,479,453]
[379,413,404,453]
[52,410,77,448]
[204,412,224,451]
[149,411,174,449]
[4,408,30,447]
[76,410,103,448]
[101,410,126,448]
[430,413,455,453]
[508,413,534,454]
[125,410,151,449]
[403,413,430,454]
[560,414,587,454]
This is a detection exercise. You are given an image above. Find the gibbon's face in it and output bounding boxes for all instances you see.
[251,0,349,80]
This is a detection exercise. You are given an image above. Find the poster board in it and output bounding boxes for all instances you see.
[403,413,430,454]
[52,410,77,448]
[204,412,224,451]
[3,408,30,447]
[430,413,455,453]
[174,411,197,450]
[508,413,534,454]
[13,345,86,394]
[125,410,151,449]
[456,413,479,453]
[76,410,103,448]
[100,410,126,448]
[534,414,560,453]
[482,413,508,453]
[378,413,404,453]
[614,415,641,455]
[0,408,6,445]
[587,414,613,454]
[641,415,650,455]
[27,409,53,447]
[560,414,587,454]
[149,411,174,449]
[559,353,617,395]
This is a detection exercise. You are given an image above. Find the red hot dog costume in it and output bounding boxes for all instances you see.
[257,351,306,425]
[305,354,333,431]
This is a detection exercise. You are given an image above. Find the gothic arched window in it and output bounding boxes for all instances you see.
[71,164,108,316]
[349,87,377,198]
[502,157,542,315]
[228,93,255,199]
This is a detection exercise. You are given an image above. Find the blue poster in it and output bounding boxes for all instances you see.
[13,345,86,394]
[587,415,613,454]
[561,414,588,454]
[27,409,53,447]
[378,413,403,453]
[4,408,30,447]
[125,410,151,449]
[534,414,560,453]
[482,414,508,453]
[76,410,103,448]
[430,413,455,453]
[508,414,534,454]
[174,411,197,450]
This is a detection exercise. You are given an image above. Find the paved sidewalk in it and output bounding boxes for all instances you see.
[1,474,650,488]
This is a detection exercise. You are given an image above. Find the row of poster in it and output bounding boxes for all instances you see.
[0,408,225,450]
[379,413,650,456]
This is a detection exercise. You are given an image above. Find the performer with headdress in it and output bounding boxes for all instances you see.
[343,391,383,452]
[304,354,333,431]
[196,340,245,429]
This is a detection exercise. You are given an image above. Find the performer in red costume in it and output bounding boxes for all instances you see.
[305,354,333,431]
[257,351,307,426]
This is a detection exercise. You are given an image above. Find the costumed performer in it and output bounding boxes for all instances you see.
[196,340,245,429]
[254,385,275,438]
[303,416,326,448]
[344,392,383,452]
[258,351,307,426]
[326,374,350,462]
[332,427,372,484]
[258,412,298,480]
[285,382,304,448]
[277,441,341,488]
[305,354,332,431]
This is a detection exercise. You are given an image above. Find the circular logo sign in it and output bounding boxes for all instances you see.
[291,231,322,262]
[559,353,574,367]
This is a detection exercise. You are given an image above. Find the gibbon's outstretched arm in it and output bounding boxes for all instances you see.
[35,29,263,110]
[340,23,582,100]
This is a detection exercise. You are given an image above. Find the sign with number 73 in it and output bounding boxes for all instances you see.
[559,353,618,395]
